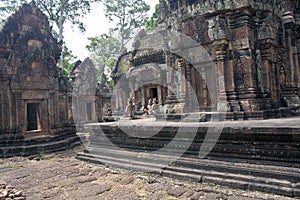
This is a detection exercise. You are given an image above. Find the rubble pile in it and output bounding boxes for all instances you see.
[0,180,25,200]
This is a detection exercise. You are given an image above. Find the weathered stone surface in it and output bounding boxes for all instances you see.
[0,2,80,157]
[0,179,26,200]
[79,117,300,197]
[112,0,300,119]
[1,149,296,199]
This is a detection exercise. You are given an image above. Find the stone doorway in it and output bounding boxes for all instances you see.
[86,102,94,121]
[26,103,40,131]
[149,87,158,99]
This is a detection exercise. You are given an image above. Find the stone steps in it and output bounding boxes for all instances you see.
[91,124,300,165]
[0,128,81,158]
[89,133,300,165]
[76,146,300,197]
[79,120,300,197]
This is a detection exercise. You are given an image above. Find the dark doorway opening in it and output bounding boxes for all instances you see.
[149,88,158,99]
[27,103,39,131]
[86,103,93,121]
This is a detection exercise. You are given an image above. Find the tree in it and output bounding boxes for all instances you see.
[86,34,121,84]
[62,45,78,80]
[0,0,27,25]
[102,0,150,52]
[145,3,159,31]
[34,0,97,68]
[1,0,95,40]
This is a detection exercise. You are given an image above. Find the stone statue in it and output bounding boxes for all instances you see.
[279,66,286,87]
[105,104,112,116]
[124,97,135,117]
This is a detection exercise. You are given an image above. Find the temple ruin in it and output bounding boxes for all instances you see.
[0,2,80,157]
[71,58,112,127]
[78,0,300,197]
[112,0,300,120]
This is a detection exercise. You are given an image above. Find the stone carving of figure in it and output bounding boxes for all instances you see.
[255,49,262,89]
[234,57,246,89]
[150,97,160,114]
[258,22,271,40]
[105,104,112,116]
[207,20,214,40]
[279,66,286,87]
[207,17,226,41]
[124,96,135,117]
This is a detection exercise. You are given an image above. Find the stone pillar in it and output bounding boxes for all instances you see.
[0,81,2,130]
[115,86,120,112]
[54,93,59,128]
[293,46,299,87]
[177,58,186,100]
[3,78,12,131]
[67,94,73,125]
[185,63,193,112]
[166,53,174,97]
[213,39,230,111]
[64,93,69,126]
[297,39,300,88]
[157,86,162,105]
[142,86,146,107]
[49,92,55,129]
[286,29,295,87]
[41,98,48,131]
[12,90,22,132]
[280,10,300,109]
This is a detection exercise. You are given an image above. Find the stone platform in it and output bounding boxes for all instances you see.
[0,127,81,158]
[77,116,300,197]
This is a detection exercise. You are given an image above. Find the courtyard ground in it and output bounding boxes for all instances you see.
[0,146,298,200]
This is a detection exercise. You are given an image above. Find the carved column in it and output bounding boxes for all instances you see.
[3,77,12,131]
[12,90,22,132]
[185,63,193,112]
[281,5,297,97]
[293,46,299,87]
[286,29,296,87]
[41,97,48,131]
[0,80,2,130]
[166,52,174,97]
[213,39,230,111]
[178,58,186,100]
[48,92,55,129]
[295,38,300,88]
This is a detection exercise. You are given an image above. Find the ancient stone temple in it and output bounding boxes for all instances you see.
[112,0,300,120]
[78,1,300,196]
[0,1,80,157]
[71,58,112,126]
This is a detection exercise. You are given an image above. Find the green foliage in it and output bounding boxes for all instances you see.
[61,45,77,80]
[0,0,95,33]
[86,34,120,58]
[145,3,159,31]
[35,0,95,33]
[0,0,27,26]
[86,34,120,85]
[102,0,150,51]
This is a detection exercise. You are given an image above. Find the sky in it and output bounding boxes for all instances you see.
[64,1,158,61]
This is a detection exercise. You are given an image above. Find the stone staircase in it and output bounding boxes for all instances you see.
[0,127,81,158]
[76,119,300,197]
[77,146,300,197]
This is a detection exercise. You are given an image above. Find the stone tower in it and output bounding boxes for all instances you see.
[0,1,74,136]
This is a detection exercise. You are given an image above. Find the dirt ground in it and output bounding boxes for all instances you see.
[0,146,298,200]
